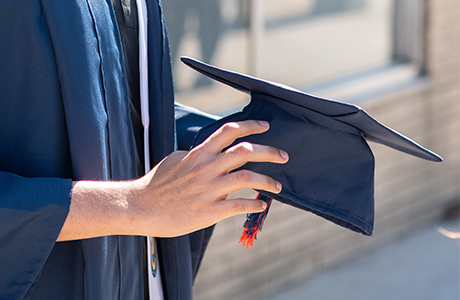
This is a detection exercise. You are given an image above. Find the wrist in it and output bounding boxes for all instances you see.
[58,179,141,241]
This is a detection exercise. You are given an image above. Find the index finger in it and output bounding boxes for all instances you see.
[199,120,270,153]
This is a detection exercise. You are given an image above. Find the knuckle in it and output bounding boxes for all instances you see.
[189,164,206,178]
[187,147,200,159]
[258,175,276,191]
[230,142,253,157]
[230,200,245,212]
[267,176,277,187]
[266,146,279,157]
[220,122,239,135]
[188,145,214,162]
[235,170,252,183]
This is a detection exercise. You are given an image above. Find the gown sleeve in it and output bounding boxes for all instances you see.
[0,171,71,300]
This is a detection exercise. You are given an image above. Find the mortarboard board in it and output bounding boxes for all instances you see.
[181,57,443,248]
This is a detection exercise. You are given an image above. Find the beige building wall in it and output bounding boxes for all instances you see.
[193,0,460,299]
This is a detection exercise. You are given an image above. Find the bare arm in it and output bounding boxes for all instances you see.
[57,120,289,241]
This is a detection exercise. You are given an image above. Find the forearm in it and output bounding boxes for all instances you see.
[57,180,141,241]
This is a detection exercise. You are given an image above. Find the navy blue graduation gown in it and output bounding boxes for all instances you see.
[0,0,214,299]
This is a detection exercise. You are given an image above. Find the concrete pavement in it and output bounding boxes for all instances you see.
[266,219,460,300]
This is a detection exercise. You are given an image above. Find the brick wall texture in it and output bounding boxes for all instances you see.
[193,1,460,299]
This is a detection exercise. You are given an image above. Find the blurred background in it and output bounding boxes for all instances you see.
[162,0,460,299]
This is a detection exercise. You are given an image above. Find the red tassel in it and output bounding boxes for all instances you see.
[239,194,272,249]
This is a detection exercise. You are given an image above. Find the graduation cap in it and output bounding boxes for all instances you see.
[181,57,443,248]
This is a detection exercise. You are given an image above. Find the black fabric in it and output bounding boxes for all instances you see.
[1,0,144,298]
[112,0,145,176]
[111,3,218,299]
[184,57,442,237]
[111,0,140,112]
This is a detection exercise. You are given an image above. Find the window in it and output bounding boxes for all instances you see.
[163,0,425,115]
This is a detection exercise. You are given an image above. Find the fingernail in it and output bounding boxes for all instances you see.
[280,150,288,159]
[276,181,282,191]
[261,201,267,210]
[258,120,269,127]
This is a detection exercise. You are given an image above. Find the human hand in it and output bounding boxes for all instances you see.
[58,120,288,241]
[128,120,289,237]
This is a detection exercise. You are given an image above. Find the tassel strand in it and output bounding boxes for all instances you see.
[239,194,273,249]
